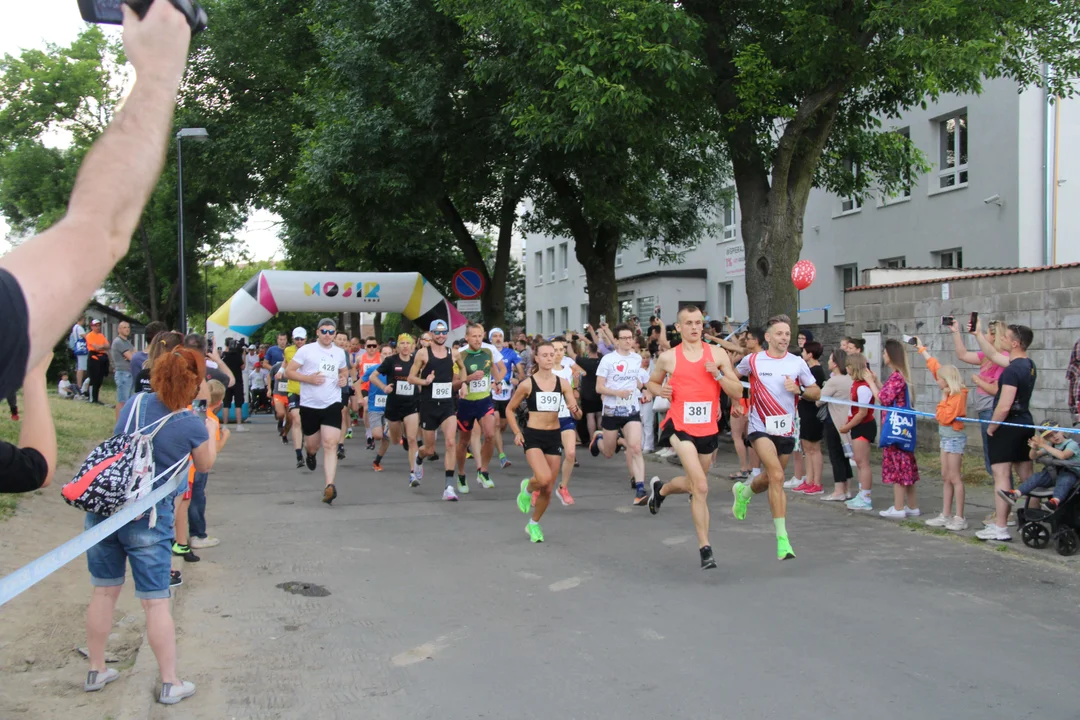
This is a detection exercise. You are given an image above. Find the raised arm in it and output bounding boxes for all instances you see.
[972,320,1009,368]
[948,323,982,365]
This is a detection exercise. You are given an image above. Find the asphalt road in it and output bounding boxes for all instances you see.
[160,417,1080,720]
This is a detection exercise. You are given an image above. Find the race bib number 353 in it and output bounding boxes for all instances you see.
[469,377,490,394]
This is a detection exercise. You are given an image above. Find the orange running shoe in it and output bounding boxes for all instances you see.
[556,486,575,506]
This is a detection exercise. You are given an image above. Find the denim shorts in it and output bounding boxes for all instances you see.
[114,371,133,404]
[940,434,967,455]
[85,506,174,600]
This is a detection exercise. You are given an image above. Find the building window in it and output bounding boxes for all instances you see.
[546,248,555,283]
[938,111,968,189]
[558,242,569,280]
[535,310,543,333]
[614,249,624,268]
[559,307,568,332]
[838,264,859,291]
[882,128,913,205]
[721,187,737,241]
[880,257,906,268]
[636,295,656,319]
[547,308,555,333]
[718,282,733,319]
[580,303,589,328]
[534,251,543,286]
[840,158,861,213]
[935,248,963,269]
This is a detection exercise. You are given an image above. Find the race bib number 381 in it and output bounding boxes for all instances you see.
[683,401,711,424]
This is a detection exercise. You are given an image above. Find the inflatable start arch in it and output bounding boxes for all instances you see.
[206,271,469,342]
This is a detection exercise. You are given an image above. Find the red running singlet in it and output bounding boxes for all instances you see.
[668,345,720,437]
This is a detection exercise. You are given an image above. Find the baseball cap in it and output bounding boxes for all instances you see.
[292,327,307,339]
[91,318,101,325]
[429,319,448,332]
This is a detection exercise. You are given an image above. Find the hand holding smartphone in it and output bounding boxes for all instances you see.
[967,311,979,333]
[940,315,954,327]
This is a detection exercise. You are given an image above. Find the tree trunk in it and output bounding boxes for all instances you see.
[349,312,362,338]
[138,223,160,321]
[739,189,803,332]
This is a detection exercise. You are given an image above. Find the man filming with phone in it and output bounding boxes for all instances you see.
[0,1,195,493]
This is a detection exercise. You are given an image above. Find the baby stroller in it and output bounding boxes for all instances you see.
[1016,457,1080,556]
[249,388,274,415]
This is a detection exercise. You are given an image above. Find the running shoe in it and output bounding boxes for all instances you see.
[305,452,317,471]
[499,453,512,469]
[322,483,337,505]
[556,485,575,506]
[699,545,717,570]
[526,522,545,543]
[409,473,420,488]
[731,481,751,520]
[414,462,424,481]
[924,513,950,527]
[171,542,190,557]
[997,488,1021,505]
[945,516,969,531]
[633,485,648,506]
[466,450,473,460]
[802,484,824,495]
[296,457,304,469]
[345,428,353,440]
[589,431,602,457]
[457,476,470,494]
[442,486,459,501]
[517,479,532,514]
[336,445,345,461]
[648,476,665,515]
[792,481,813,493]
[169,570,182,587]
[282,434,289,445]
[372,460,383,472]
[366,439,375,451]
[975,524,1011,542]
[879,506,906,519]
[430,452,439,462]
[189,536,219,549]
[845,495,873,511]
[158,680,197,705]
[477,472,495,489]
[777,536,796,560]
[905,507,921,517]
[84,668,120,692]
[784,477,803,489]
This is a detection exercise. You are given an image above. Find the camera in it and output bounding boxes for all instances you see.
[78,0,208,34]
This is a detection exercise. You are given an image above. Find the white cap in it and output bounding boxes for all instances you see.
[292,327,307,339]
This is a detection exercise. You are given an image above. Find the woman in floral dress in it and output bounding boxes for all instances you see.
[878,338,920,518]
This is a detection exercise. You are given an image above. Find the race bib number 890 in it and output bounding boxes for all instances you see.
[431,382,452,400]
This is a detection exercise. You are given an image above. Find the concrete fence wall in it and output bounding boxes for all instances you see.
[842,266,1080,448]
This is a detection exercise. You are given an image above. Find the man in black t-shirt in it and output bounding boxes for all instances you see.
[0,353,55,494]
[221,340,247,430]
[975,322,1037,542]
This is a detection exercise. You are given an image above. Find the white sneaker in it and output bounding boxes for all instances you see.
[414,462,424,481]
[924,513,950,528]
[975,524,1011,542]
[442,487,458,501]
[904,507,921,517]
[234,424,249,433]
[879,506,907,519]
[945,516,969,531]
[983,513,1016,528]
[84,668,119,692]
[783,477,802,489]
[189,536,219,549]
[158,680,196,705]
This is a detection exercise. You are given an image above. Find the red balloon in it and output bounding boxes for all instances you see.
[791,259,816,291]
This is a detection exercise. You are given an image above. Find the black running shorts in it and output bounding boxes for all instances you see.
[300,402,344,437]
[523,427,562,456]
[660,420,718,455]
[421,401,455,431]
[747,431,796,457]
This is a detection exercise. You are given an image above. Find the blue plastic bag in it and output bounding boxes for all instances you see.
[880,387,916,453]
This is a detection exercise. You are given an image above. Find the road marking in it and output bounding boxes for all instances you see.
[516,571,541,580]
[662,536,690,546]
[614,506,632,514]
[549,577,583,592]
[391,631,465,666]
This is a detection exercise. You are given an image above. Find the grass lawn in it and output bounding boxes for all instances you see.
[0,387,118,519]
[870,446,992,487]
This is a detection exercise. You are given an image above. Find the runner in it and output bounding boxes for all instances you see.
[284,318,349,504]
[454,323,506,494]
[551,336,584,505]
[363,344,393,472]
[282,328,307,468]
[507,341,581,542]
[356,336,382,450]
[269,359,291,445]
[489,328,523,469]
[590,324,648,505]
[369,334,423,487]
[410,320,465,500]
[645,306,744,569]
[731,315,821,560]
[333,332,355,459]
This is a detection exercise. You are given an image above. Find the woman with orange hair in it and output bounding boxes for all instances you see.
[82,346,218,706]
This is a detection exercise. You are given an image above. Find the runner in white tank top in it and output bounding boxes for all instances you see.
[730,315,821,561]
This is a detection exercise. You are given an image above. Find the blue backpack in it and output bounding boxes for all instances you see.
[70,327,88,356]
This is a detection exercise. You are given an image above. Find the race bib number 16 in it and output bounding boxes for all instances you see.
[765,414,793,435]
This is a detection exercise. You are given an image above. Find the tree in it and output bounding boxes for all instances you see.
[0,27,249,327]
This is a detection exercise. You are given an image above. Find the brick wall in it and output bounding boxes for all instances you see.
[842,265,1080,448]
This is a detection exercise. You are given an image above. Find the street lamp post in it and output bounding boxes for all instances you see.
[176,127,209,335]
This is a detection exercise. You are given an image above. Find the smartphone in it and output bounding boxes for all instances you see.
[967,311,978,333]
[206,331,215,348]
[902,335,918,346]
[940,315,954,327]
[77,0,208,33]
[599,314,606,325]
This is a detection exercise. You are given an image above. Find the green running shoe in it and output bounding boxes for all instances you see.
[477,472,495,489]
[777,535,796,560]
[517,479,531,514]
[732,481,751,520]
[526,522,545,543]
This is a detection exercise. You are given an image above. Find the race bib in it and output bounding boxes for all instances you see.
[431,382,452,400]
[558,397,571,419]
[683,401,712,424]
[275,380,288,394]
[469,376,490,395]
[765,413,794,435]
[319,360,338,376]
[374,394,387,408]
[396,381,415,396]
[615,392,636,408]
[535,392,561,412]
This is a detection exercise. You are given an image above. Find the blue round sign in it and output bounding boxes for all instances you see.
[453,267,485,300]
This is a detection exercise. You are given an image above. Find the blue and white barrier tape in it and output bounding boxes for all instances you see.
[0,473,186,607]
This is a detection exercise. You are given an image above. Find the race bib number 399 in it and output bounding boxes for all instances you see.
[535,392,561,412]
[765,414,793,435]
[683,401,711,424]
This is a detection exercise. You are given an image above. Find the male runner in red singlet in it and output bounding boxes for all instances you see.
[357,336,381,450]
[646,306,744,570]
[731,315,821,560]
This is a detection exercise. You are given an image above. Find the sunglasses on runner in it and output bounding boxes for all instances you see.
[432,330,448,336]
[319,328,335,335]
[366,344,377,349]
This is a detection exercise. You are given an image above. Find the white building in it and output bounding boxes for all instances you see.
[525,78,1080,333]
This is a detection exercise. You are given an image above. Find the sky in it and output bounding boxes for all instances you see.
[0,0,285,261]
